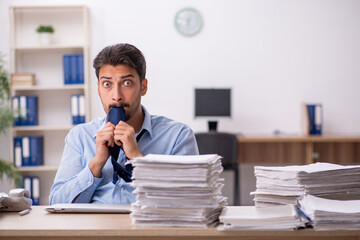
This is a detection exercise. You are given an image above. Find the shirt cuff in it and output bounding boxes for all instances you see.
[73,165,103,203]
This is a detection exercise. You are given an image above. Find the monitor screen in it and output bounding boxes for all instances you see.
[195,88,231,117]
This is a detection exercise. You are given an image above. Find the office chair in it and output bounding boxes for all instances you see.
[195,132,240,206]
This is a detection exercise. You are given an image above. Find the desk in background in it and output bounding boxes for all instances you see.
[237,135,360,164]
[1,206,360,240]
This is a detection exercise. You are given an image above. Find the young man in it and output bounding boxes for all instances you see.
[50,43,199,204]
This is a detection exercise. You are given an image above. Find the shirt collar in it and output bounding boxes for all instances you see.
[140,105,153,139]
[93,105,152,139]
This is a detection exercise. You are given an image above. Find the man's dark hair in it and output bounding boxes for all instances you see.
[93,43,146,81]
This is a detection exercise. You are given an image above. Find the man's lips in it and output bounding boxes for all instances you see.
[109,103,129,109]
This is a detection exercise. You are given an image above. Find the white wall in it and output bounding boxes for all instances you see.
[89,0,360,135]
[1,0,360,135]
[1,0,360,200]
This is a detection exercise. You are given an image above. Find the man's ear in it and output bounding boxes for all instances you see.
[141,79,148,96]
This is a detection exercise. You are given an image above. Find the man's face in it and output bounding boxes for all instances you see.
[97,64,147,120]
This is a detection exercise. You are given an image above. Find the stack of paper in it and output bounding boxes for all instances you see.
[251,162,360,207]
[299,195,360,230]
[218,205,306,231]
[130,154,227,227]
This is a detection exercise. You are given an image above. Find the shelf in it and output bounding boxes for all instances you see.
[9,5,90,206]
[12,125,73,132]
[12,45,85,52]
[10,5,86,10]
[17,165,58,172]
[237,135,360,143]
[12,85,86,91]
[237,135,360,165]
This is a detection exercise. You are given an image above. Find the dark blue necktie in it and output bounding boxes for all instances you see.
[110,129,147,184]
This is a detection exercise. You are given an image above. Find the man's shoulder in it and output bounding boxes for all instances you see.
[147,114,198,155]
[150,114,191,132]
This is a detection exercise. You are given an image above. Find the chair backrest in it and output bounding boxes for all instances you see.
[195,132,238,167]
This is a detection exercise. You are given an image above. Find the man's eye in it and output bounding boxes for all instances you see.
[123,80,132,86]
[103,82,111,88]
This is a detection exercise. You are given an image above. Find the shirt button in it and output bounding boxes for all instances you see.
[115,186,119,190]
[87,181,91,185]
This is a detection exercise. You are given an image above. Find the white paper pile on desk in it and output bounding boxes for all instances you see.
[218,205,306,231]
[130,154,227,227]
[251,162,360,207]
[299,195,360,230]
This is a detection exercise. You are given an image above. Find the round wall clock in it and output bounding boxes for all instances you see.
[174,8,203,36]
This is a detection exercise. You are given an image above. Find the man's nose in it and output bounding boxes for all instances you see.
[112,85,123,102]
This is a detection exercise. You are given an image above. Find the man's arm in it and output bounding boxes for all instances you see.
[49,128,103,204]
[171,126,199,155]
[89,122,115,176]
[50,122,127,204]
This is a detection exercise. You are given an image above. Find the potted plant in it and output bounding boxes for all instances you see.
[0,53,22,186]
[36,25,55,45]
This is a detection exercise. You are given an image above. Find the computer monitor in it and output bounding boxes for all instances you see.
[195,88,231,131]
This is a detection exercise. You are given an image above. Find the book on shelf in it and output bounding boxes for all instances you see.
[12,95,38,126]
[13,136,44,167]
[79,94,85,123]
[70,94,86,125]
[302,103,323,135]
[63,55,70,84]
[32,177,40,205]
[77,54,84,84]
[11,73,35,86]
[23,176,40,206]
[13,137,22,167]
[63,54,84,85]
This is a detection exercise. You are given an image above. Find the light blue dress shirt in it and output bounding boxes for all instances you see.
[49,106,199,204]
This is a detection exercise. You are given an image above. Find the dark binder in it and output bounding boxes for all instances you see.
[76,54,84,84]
[29,136,44,166]
[307,104,322,135]
[26,96,38,126]
[63,55,71,85]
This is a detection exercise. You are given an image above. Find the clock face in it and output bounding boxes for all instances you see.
[175,8,203,36]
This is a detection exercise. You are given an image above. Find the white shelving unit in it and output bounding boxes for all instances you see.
[9,5,90,205]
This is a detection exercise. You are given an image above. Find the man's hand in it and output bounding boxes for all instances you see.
[114,121,143,160]
[89,122,115,177]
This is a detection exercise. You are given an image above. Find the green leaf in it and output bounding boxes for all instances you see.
[0,159,22,187]
[36,25,55,33]
[0,52,21,185]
